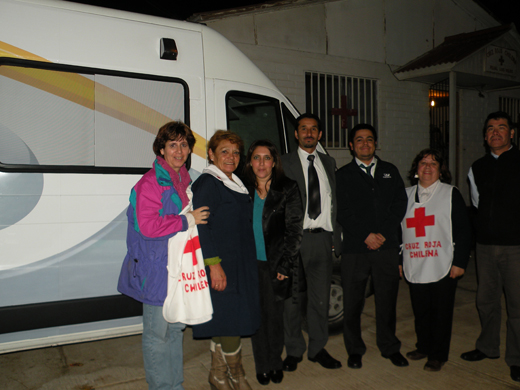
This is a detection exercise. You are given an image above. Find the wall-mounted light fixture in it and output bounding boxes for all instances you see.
[429,89,449,108]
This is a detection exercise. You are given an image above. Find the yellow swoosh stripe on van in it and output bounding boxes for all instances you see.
[0,41,50,62]
[0,41,207,158]
[0,66,95,109]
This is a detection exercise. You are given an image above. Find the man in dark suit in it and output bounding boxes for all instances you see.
[281,113,342,371]
[336,124,408,369]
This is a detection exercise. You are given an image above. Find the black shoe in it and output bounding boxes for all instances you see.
[385,352,409,367]
[282,355,302,372]
[511,366,520,382]
[460,349,499,362]
[424,360,445,372]
[256,372,270,385]
[270,369,284,384]
[347,354,362,369]
[406,350,428,361]
[308,348,342,369]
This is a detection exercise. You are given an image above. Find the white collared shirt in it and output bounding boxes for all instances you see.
[297,147,333,231]
[418,180,440,203]
[355,157,377,177]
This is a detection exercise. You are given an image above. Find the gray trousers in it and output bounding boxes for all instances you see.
[475,244,520,366]
[283,231,332,359]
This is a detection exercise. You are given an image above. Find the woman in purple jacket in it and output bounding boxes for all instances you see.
[118,121,209,390]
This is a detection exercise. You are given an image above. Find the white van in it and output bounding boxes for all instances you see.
[0,0,300,353]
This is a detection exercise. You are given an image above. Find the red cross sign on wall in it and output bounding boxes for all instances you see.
[406,207,435,237]
[331,95,358,129]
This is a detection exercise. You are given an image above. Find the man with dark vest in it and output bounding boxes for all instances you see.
[336,124,408,369]
[281,113,342,371]
[462,111,520,383]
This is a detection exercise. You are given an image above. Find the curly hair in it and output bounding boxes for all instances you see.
[152,121,196,169]
[153,121,196,155]
[408,148,451,186]
[207,130,244,164]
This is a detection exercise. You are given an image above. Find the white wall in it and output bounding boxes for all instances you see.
[326,0,385,63]
[202,0,515,200]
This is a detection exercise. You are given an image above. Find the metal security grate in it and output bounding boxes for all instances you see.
[305,72,377,149]
[429,79,450,165]
[499,96,520,145]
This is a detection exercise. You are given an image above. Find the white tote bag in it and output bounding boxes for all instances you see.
[163,225,213,325]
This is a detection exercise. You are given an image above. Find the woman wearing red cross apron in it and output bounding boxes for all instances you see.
[401,149,471,372]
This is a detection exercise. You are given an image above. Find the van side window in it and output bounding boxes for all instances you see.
[226,92,285,153]
[0,63,187,169]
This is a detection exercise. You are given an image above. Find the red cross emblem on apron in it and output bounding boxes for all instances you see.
[406,207,435,237]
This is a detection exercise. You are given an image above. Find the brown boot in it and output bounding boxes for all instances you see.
[224,346,252,390]
[209,342,233,390]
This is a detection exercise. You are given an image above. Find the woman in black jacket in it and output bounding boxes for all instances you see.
[244,140,304,386]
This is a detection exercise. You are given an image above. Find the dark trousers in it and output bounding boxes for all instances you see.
[251,261,284,373]
[341,248,401,356]
[284,231,332,358]
[475,244,520,366]
[408,274,458,362]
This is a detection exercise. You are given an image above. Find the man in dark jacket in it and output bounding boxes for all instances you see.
[336,124,408,369]
[462,111,520,383]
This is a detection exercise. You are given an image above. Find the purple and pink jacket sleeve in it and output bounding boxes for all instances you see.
[134,172,188,238]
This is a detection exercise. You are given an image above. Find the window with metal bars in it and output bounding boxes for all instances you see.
[305,72,377,149]
[499,96,520,145]
[429,79,450,165]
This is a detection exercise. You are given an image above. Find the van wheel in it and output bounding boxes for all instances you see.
[301,274,344,335]
[328,275,344,335]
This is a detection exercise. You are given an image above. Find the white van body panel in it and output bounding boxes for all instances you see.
[0,0,298,353]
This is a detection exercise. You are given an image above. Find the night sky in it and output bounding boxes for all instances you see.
[65,0,263,20]
[476,0,519,28]
[64,0,520,28]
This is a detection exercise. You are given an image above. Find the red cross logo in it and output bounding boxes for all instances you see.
[331,95,358,129]
[406,207,435,237]
[184,235,201,266]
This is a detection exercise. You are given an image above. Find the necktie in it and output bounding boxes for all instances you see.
[307,155,321,219]
[360,163,374,178]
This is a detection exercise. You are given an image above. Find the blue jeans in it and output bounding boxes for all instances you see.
[142,303,186,390]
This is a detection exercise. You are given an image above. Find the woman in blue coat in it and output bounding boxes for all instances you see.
[192,130,260,390]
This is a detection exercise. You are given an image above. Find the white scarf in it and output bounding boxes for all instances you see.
[202,164,249,194]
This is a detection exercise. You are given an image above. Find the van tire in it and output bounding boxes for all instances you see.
[327,275,344,335]
[301,274,344,335]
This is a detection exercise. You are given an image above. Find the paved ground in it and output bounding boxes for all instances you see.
[1,255,519,390]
